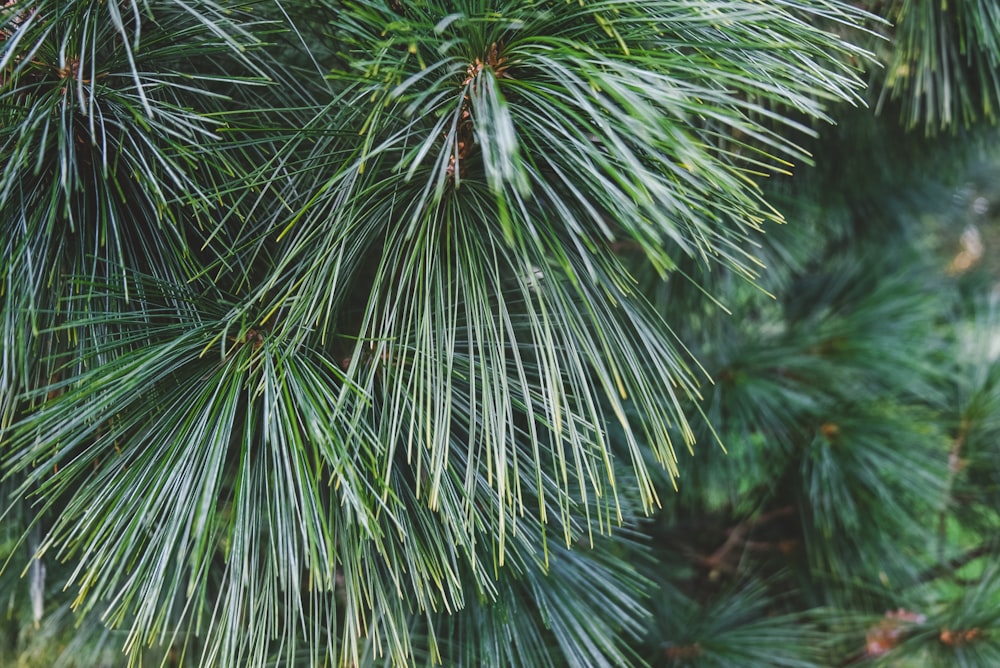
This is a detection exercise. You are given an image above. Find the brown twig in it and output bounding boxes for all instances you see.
[699,505,795,576]
[937,419,971,563]
[446,42,510,181]
[916,538,997,585]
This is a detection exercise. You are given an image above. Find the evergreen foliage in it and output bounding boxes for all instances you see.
[2,0,999,665]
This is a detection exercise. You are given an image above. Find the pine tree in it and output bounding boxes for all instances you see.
[1,1,998,666]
